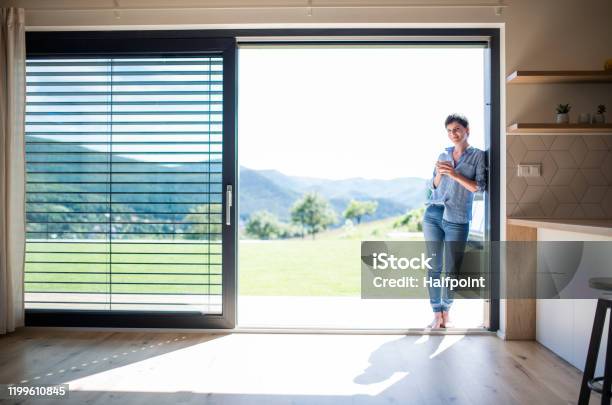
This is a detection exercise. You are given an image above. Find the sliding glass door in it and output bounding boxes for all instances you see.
[24,37,236,328]
[24,29,500,331]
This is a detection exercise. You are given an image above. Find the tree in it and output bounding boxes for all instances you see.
[183,203,221,240]
[342,199,378,224]
[277,222,304,239]
[393,206,425,232]
[245,210,282,240]
[290,192,337,239]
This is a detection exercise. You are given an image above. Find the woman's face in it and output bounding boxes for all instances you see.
[446,122,469,145]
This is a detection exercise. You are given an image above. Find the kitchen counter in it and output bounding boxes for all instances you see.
[507,218,612,238]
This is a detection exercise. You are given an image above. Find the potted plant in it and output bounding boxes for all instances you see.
[593,104,606,124]
[556,104,571,124]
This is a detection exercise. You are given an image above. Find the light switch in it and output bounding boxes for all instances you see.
[517,164,541,177]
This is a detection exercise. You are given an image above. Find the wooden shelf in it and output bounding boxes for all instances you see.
[506,70,612,84]
[507,123,612,135]
[507,218,612,237]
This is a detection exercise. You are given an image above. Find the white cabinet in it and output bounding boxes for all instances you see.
[536,299,574,364]
[573,299,609,374]
[535,227,612,374]
[537,298,608,374]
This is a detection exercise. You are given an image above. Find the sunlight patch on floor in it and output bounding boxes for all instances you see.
[59,334,457,396]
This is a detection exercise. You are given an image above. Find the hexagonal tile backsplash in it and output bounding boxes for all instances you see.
[507,135,612,218]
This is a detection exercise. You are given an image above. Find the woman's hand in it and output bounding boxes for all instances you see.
[436,160,479,192]
[435,161,456,178]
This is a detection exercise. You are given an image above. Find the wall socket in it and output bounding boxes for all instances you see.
[517,164,541,177]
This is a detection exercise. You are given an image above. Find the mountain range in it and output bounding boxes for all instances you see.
[239,166,428,225]
[25,136,429,230]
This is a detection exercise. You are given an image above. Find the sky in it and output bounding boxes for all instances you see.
[25,48,486,181]
[238,45,486,180]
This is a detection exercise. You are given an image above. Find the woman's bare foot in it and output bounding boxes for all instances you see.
[428,312,443,328]
[441,311,452,328]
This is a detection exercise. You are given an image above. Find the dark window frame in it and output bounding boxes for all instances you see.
[26,28,500,331]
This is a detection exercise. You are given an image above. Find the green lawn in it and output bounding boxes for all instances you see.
[25,241,222,295]
[25,216,423,297]
[238,239,361,296]
[238,215,423,295]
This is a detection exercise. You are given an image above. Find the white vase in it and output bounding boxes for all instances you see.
[556,113,569,124]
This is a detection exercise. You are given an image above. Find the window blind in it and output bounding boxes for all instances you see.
[24,56,224,314]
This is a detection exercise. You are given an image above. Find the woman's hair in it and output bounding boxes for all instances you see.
[444,114,469,128]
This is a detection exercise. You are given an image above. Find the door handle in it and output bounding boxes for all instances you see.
[226,185,232,226]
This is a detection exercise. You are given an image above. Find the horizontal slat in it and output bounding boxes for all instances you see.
[24,280,221,286]
[24,302,220,307]
[26,201,218,204]
[28,71,220,76]
[28,271,222,277]
[27,151,219,155]
[27,91,223,96]
[26,131,222,135]
[26,141,220,146]
[26,111,220,116]
[26,120,222,125]
[27,181,215,184]
[27,221,220,225]
[25,253,220,257]
[27,213,219,216]
[28,80,221,86]
[27,101,223,105]
[27,239,221,247]
[26,261,219,266]
[24,291,223,296]
[26,160,222,166]
[27,191,220,194]
[26,231,222,235]
[27,60,222,66]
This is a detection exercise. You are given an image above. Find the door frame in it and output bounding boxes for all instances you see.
[25,28,500,331]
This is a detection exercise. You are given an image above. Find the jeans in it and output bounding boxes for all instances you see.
[422,204,469,313]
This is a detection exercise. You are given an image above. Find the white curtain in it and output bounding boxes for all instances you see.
[0,7,26,335]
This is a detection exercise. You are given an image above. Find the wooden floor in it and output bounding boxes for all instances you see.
[0,329,599,404]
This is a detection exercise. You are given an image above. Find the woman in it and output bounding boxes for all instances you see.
[423,114,487,328]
